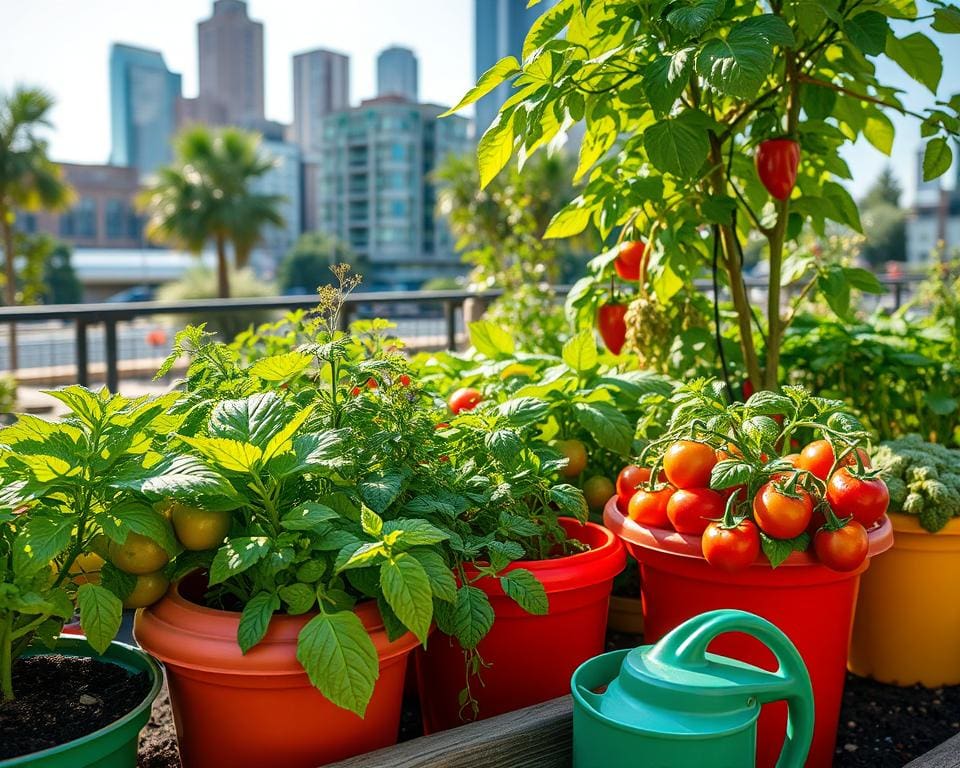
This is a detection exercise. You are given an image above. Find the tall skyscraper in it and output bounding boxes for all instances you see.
[198,0,264,125]
[376,46,419,102]
[293,49,350,152]
[109,44,182,177]
[474,0,553,134]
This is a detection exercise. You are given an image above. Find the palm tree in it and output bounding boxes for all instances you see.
[139,126,284,298]
[0,87,73,370]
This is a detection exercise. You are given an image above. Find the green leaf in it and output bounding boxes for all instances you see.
[822,181,862,232]
[15,454,81,483]
[382,519,449,547]
[696,16,790,98]
[296,610,379,716]
[486,429,523,465]
[548,484,589,521]
[885,32,942,93]
[441,57,520,117]
[933,5,960,33]
[666,0,724,36]
[575,112,618,181]
[843,11,889,55]
[360,474,406,515]
[562,329,599,373]
[523,0,576,59]
[380,553,433,643]
[112,455,239,506]
[238,592,280,653]
[741,416,781,448]
[361,507,383,536]
[336,541,387,572]
[106,501,178,555]
[544,196,594,239]
[288,429,350,473]
[469,320,516,358]
[412,550,457,602]
[208,537,270,585]
[925,389,959,416]
[77,584,123,655]
[923,138,952,181]
[249,351,313,382]
[573,401,633,455]
[863,112,894,155]
[744,391,793,415]
[280,502,338,532]
[500,569,549,615]
[438,585,494,650]
[14,516,74,577]
[478,110,516,189]
[842,267,884,294]
[209,393,288,448]
[179,435,263,473]
[643,49,695,115]
[496,397,550,427]
[262,404,315,461]
[710,459,753,490]
[760,532,810,568]
[279,583,315,616]
[643,111,710,178]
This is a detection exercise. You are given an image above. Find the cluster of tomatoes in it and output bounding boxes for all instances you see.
[597,240,646,356]
[68,502,232,608]
[616,437,889,573]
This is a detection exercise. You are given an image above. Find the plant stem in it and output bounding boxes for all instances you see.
[1,613,13,702]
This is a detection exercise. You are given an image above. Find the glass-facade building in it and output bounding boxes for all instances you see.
[376,46,419,102]
[109,44,182,177]
[313,98,469,289]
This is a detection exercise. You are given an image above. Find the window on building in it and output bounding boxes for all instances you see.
[105,199,128,240]
[60,198,97,239]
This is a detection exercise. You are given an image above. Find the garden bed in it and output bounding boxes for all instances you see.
[136,631,960,768]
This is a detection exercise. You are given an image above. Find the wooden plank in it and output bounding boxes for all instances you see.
[325,695,574,768]
[905,732,960,768]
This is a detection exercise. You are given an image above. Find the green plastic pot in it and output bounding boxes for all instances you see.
[0,636,163,768]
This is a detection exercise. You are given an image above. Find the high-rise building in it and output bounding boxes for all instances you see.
[109,44,182,177]
[293,49,350,152]
[312,96,470,289]
[245,121,303,267]
[376,46,419,102]
[198,0,264,126]
[474,0,553,134]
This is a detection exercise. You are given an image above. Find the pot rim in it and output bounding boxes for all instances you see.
[886,510,960,536]
[0,636,162,767]
[603,496,893,567]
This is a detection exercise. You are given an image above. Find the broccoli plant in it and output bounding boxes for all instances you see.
[872,435,960,531]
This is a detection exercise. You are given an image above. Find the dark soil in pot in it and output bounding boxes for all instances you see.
[0,654,150,759]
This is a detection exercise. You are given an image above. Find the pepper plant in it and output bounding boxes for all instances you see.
[444,0,960,390]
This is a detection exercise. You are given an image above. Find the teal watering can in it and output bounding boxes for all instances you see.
[571,609,813,768]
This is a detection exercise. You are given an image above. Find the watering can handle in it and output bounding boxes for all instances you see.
[648,609,815,768]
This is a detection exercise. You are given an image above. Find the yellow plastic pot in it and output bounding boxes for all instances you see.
[607,595,644,635]
[849,512,960,687]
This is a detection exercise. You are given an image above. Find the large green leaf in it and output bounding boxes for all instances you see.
[382,519,449,547]
[500,569,549,615]
[238,591,280,653]
[249,352,313,382]
[78,584,123,655]
[435,585,494,650]
[496,397,550,427]
[13,516,74,577]
[696,16,791,98]
[643,48,695,115]
[296,610,380,716]
[843,11,889,55]
[478,110,517,189]
[643,111,710,178]
[562,329,599,373]
[923,137,952,181]
[469,320,516,358]
[360,473,406,514]
[280,502,339,532]
[544,196,595,238]
[863,111,894,155]
[441,57,520,117]
[573,401,634,455]
[179,435,263,473]
[932,5,960,33]
[666,0,724,36]
[278,583,315,616]
[412,550,457,603]
[209,393,289,448]
[111,454,238,505]
[208,537,270,585]
[380,553,433,643]
[885,32,942,93]
[523,0,576,59]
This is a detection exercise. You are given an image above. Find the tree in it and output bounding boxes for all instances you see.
[139,126,284,298]
[15,233,82,305]
[860,167,906,265]
[862,166,902,208]
[0,87,73,369]
[447,1,960,389]
[277,233,363,294]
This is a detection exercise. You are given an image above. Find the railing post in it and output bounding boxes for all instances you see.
[76,321,89,387]
[444,301,457,351]
[104,320,118,392]
[337,305,351,332]
[894,281,903,310]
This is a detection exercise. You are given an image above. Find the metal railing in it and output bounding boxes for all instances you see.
[0,272,927,391]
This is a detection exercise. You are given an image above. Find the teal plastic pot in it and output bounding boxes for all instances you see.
[0,636,163,768]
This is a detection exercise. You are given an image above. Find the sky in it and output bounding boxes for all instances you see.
[0,0,956,204]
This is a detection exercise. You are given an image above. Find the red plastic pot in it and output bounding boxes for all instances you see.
[416,518,625,733]
[604,497,892,768]
[134,573,420,768]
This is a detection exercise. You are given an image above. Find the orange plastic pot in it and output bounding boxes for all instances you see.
[134,573,420,768]
[416,518,625,733]
[604,497,892,768]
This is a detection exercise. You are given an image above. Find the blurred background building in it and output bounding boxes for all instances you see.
[377,46,419,101]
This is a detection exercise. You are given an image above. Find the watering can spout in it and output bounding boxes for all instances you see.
[571,609,814,768]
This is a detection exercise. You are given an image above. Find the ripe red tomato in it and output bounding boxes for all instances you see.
[366,377,378,389]
[616,465,651,511]
[752,482,814,539]
[350,386,361,397]
[613,241,646,281]
[756,138,800,200]
[449,387,483,414]
[814,521,869,572]
[826,469,889,528]
[666,488,724,535]
[702,519,760,572]
[663,441,717,489]
[398,374,411,387]
[597,302,628,355]
[628,486,675,528]
[797,440,871,481]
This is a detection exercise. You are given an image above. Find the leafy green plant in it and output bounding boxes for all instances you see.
[444,0,960,390]
[872,435,960,532]
[0,388,179,701]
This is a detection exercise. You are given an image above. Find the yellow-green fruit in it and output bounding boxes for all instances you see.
[583,476,616,512]
[171,504,231,551]
[122,571,170,609]
[153,500,175,521]
[108,532,170,575]
[69,552,105,585]
[555,439,588,478]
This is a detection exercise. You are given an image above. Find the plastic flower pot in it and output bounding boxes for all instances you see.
[607,595,644,634]
[0,636,162,768]
[849,512,960,687]
[604,497,893,768]
[416,518,625,733]
[134,573,420,768]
